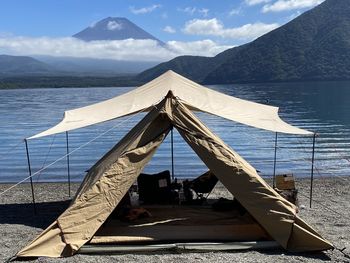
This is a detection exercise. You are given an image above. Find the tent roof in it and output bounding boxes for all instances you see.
[28,70,312,139]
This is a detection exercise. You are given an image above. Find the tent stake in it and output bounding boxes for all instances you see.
[310,133,317,208]
[24,139,37,215]
[66,132,71,197]
[171,128,174,180]
[272,132,278,188]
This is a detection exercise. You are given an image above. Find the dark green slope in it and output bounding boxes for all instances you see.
[137,45,245,83]
[138,0,350,84]
[137,56,216,83]
[204,0,350,84]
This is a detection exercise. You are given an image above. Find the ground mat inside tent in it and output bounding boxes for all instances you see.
[90,205,271,244]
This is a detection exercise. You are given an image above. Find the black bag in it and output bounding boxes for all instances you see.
[137,170,171,204]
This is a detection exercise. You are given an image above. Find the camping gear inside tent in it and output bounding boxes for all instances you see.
[189,170,218,200]
[16,91,333,258]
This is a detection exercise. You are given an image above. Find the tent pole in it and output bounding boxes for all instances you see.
[66,132,71,198]
[272,132,278,188]
[310,133,316,208]
[171,127,174,180]
[24,139,37,215]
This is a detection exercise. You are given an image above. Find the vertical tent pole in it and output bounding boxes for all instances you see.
[310,133,317,208]
[66,132,71,197]
[24,139,37,214]
[272,132,278,188]
[171,127,174,180]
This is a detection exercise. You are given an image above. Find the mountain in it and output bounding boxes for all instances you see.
[137,45,245,83]
[34,56,159,76]
[138,0,350,84]
[1,17,165,78]
[0,54,158,78]
[73,17,165,46]
[0,55,55,76]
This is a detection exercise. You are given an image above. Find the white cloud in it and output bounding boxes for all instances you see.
[0,36,229,61]
[0,36,167,61]
[183,18,279,40]
[178,7,209,17]
[166,40,232,56]
[163,26,176,34]
[107,21,122,31]
[262,0,324,13]
[129,4,161,15]
[245,0,272,6]
[184,19,222,35]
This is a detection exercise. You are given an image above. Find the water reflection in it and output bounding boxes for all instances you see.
[0,81,349,182]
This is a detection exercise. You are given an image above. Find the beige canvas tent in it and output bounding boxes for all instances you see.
[17,91,332,258]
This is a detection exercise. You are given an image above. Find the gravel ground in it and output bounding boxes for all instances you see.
[0,177,349,262]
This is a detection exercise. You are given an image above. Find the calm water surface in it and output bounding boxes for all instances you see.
[1,81,350,183]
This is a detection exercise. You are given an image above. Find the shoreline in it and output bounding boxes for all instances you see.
[1,78,350,90]
[0,177,349,262]
[1,174,349,184]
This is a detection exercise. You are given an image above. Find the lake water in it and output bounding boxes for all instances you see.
[1,81,350,183]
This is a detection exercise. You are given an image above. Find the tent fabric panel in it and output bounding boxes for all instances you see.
[57,132,169,252]
[17,134,167,257]
[287,223,333,252]
[16,222,68,257]
[17,107,172,257]
[170,98,330,250]
[27,70,311,139]
[286,216,333,251]
[170,100,297,248]
[73,105,170,200]
[54,100,173,253]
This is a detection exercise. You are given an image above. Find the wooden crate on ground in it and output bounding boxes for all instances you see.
[275,174,298,206]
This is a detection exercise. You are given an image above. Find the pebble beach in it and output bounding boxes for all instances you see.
[0,177,349,262]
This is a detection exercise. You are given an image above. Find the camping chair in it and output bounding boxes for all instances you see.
[190,170,218,201]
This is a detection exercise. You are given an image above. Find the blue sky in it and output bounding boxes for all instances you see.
[0,0,324,61]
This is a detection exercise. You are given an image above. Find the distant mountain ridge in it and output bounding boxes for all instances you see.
[73,17,164,46]
[138,0,350,84]
[0,54,158,77]
[0,55,54,76]
[34,56,159,76]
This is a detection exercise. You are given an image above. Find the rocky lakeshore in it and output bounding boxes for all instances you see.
[0,177,349,262]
